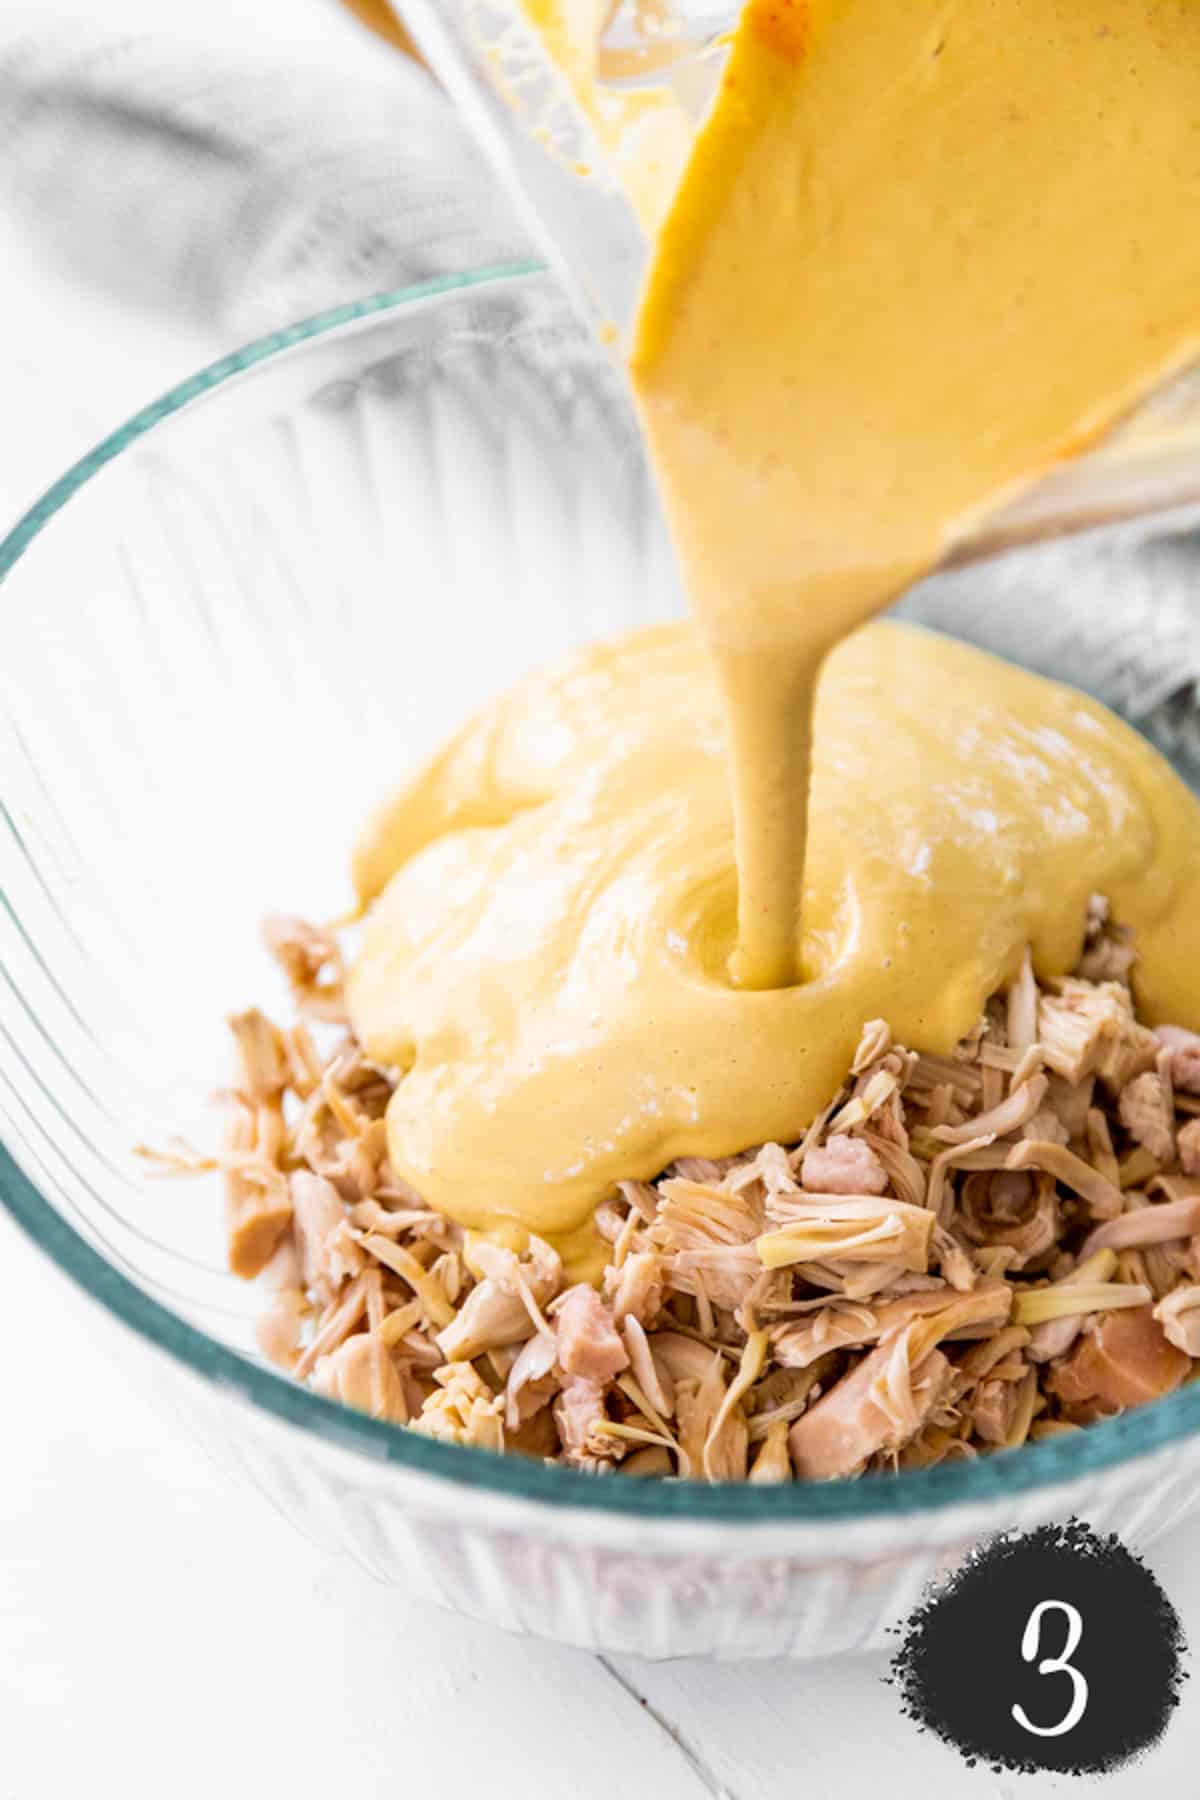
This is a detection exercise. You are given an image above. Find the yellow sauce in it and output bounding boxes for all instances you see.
[634,0,1200,987]
[348,0,1200,1270]
[521,0,692,233]
[351,621,1200,1257]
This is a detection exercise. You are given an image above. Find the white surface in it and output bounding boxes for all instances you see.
[4,5,1200,1794]
[7,1201,1200,1800]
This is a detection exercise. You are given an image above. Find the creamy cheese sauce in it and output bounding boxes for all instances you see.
[348,1,1200,1273]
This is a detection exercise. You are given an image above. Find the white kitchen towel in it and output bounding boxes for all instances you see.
[0,2,529,336]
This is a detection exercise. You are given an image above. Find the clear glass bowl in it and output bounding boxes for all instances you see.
[5,264,1200,1661]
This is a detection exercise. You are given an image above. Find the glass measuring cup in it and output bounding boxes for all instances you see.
[381,0,1200,565]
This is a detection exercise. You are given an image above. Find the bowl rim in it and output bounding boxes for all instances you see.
[4,262,1200,1526]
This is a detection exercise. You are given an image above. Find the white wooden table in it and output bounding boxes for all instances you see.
[8,1200,1200,1800]
[4,8,1200,1792]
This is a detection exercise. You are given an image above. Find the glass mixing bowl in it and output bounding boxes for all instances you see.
[5,265,1200,1661]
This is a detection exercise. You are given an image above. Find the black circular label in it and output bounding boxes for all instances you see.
[889,1519,1188,1776]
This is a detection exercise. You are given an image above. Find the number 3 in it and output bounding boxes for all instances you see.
[1011,1600,1089,1738]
